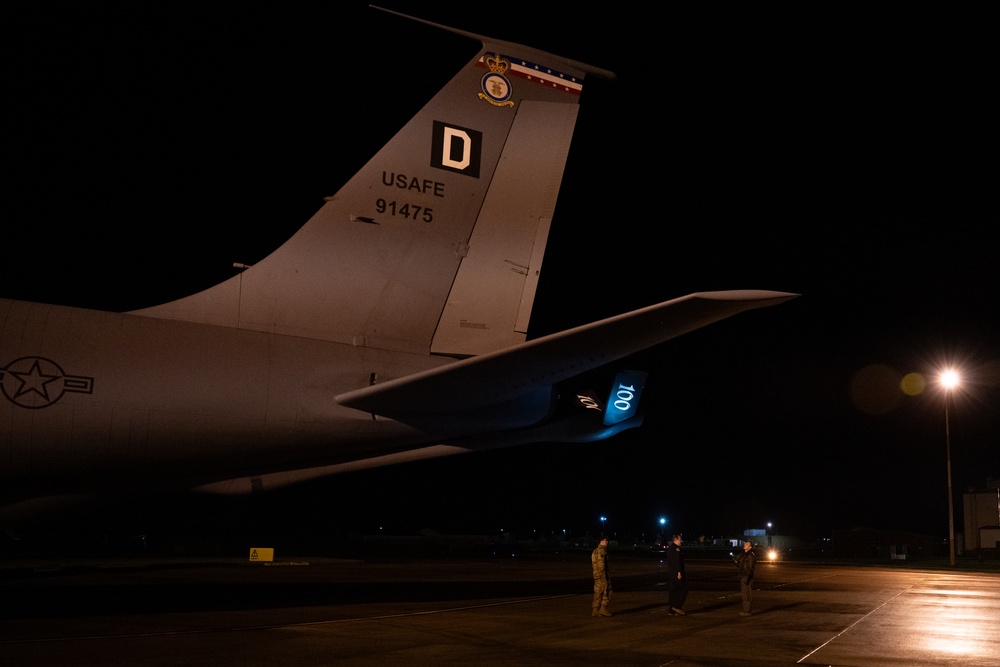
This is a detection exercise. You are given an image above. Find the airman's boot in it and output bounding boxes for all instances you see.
[599,606,612,617]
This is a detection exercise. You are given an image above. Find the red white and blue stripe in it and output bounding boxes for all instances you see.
[478,54,583,95]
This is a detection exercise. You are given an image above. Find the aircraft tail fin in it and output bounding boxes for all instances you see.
[130,7,615,357]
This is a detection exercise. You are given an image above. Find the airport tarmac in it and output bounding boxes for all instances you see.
[1,551,999,666]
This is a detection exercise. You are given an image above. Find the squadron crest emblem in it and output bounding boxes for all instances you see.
[478,52,515,107]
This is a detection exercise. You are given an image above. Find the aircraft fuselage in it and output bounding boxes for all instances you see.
[0,298,441,497]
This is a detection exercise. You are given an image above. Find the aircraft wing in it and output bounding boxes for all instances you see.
[336,290,797,423]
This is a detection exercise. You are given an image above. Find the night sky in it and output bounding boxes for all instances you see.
[4,3,997,549]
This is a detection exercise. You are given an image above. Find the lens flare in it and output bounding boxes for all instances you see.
[900,372,926,396]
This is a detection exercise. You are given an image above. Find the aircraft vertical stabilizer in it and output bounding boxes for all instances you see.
[130,9,615,359]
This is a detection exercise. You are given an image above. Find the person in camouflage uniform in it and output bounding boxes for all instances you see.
[592,535,612,617]
[734,540,757,616]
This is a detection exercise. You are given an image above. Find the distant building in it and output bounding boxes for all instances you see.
[741,528,806,552]
[963,478,1000,557]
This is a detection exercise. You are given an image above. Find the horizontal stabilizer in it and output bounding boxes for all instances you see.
[337,290,797,420]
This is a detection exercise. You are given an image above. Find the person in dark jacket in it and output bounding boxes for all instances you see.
[665,534,688,615]
[734,540,757,616]
[591,535,612,617]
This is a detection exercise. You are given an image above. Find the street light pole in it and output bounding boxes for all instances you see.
[944,391,956,567]
[940,369,960,567]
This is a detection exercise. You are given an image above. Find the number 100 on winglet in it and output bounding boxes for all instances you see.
[602,371,647,427]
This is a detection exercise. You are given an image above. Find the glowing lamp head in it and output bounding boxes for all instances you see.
[940,369,960,390]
